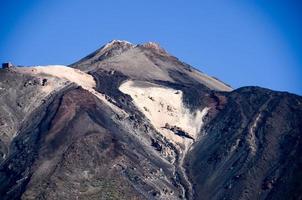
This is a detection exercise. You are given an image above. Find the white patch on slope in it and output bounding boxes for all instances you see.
[103,40,133,50]
[119,80,209,145]
[119,80,209,199]
[248,113,261,155]
[21,65,126,116]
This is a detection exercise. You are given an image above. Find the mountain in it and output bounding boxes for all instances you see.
[0,40,301,200]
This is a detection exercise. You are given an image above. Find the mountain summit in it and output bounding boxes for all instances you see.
[71,40,232,91]
[0,41,301,200]
[73,40,135,64]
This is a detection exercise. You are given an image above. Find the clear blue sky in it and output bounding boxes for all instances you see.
[0,0,301,95]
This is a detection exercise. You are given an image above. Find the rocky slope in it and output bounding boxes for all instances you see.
[0,40,301,200]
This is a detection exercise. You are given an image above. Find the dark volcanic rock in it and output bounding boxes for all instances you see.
[0,41,301,200]
[187,87,302,200]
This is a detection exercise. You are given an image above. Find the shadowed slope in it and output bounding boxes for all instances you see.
[187,87,302,200]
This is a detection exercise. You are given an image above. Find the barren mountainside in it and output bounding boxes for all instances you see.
[0,40,301,200]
